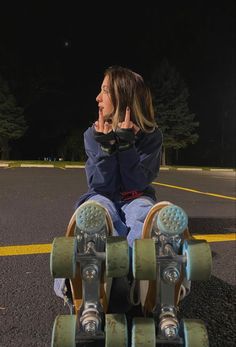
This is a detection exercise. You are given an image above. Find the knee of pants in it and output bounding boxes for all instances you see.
[87,194,114,208]
[123,197,155,224]
[87,194,119,218]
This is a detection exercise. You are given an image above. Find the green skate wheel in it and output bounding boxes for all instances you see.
[181,319,209,347]
[105,314,128,347]
[106,237,129,277]
[183,240,212,281]
[133,239,156,280]
[50,237,77,278]
[131,317,156,347]
[51,315,77,347]
[156,204,188,236]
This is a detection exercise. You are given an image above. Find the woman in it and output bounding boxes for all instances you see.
[54,65,191,312]
[75,65,163,248]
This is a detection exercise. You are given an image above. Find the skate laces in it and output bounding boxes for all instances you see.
[179,284,187,301]
[129,279,141,306]
[178,282,191,302]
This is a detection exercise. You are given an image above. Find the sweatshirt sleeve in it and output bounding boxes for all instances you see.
[84,127,120,194]
[118,128,163,192]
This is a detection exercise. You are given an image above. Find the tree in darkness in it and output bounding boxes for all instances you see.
[0,75,27,159]
[151,59,199,165]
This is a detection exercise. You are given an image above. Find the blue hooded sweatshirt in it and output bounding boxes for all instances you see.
[75,125,163,207]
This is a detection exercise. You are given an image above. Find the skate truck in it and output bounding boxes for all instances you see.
[50,200,212,346]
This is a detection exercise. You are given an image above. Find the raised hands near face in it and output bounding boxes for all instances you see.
[93,111,116,151]
[93,106,140,153]
[114,107,140,151]
[118,107,140,134]
[94,112,113,134]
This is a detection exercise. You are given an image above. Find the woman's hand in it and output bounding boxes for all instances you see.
[115,107,140,151]
[118,107,140,134]
[94,112,113,134]
[93,113,116,153]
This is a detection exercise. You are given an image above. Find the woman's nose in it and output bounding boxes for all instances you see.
[96,92,102,102]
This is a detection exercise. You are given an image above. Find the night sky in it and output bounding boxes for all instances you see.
[0,1,235,166]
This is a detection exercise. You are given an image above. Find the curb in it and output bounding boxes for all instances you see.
[176,168,203,171]
[0,163,235,171]
[20,164,54,168]
[65,165,85,168]
[209,168,234,172]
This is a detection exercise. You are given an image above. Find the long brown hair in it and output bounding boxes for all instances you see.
[104,66,157,133]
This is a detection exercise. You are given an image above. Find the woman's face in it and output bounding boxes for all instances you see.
[96,75,114,119]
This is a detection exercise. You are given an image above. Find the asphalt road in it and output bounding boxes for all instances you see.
[0,168,235,347]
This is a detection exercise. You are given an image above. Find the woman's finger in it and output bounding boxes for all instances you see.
[98,112,104,132]
[104,122,109,134]
[123,106,131,128]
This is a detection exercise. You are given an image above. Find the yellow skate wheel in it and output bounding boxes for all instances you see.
[183,240,212,281]
[181,319,209,347]
[133,239,156,280]
[105,314,128,347]
[106,237,129,277]
[131,317,156,347]
[50,237,77,279]
[51,315,77,347]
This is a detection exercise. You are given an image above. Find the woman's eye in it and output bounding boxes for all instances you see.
[102,87,110,94]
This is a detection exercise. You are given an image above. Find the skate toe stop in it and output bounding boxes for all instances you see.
[157,205,188,236]
[76,201,106,234]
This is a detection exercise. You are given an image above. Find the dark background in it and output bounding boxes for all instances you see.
[0,1,235,166]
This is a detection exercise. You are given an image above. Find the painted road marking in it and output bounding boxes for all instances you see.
[153,182,236,201]
[0,244,52,256]
[0,234,235,256]
[194,234,235,242]
[2,165,234,200]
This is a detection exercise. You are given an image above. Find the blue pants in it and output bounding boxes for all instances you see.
[87,194,155,248]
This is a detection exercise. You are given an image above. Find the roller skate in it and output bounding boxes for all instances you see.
[50,200,130,347]
[131,201,212,346]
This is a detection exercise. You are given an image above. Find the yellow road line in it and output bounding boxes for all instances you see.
[0,244,52,256]
[152,182,236,201]
[0,234,235,256]
[193,233,235,242]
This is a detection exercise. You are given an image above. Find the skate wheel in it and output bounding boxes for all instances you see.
[181,319,209,347]
[51,315,77,347]
[106,237,129,277]
[50,237,77,278]
[183,240,212,281]
[133,239,156,280]
[131,317,156,347]
[157,204,188,236]
[105,314,128,347]
[75,200,106,234]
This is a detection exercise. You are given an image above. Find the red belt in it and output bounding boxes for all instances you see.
[121,191,143,201]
